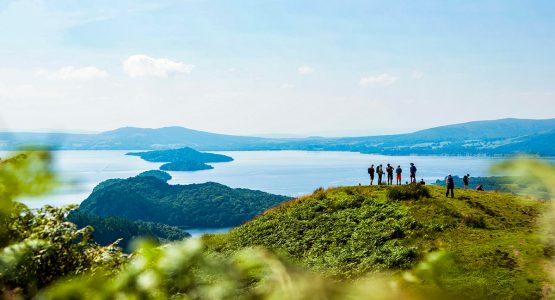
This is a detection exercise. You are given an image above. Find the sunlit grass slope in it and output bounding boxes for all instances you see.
[206,185,549,299]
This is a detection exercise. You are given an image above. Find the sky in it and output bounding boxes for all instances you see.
[1,0,554,137]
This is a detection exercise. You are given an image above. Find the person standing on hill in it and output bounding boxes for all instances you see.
[409,163,417,183]
[395,165,402,185]
[446,174,455,198]
[386,164,394,185]
[377,164,384,185]
[463,174,470,190]
[368,164,375,185]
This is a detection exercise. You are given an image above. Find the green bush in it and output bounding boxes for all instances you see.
[463,214,487,228]
[386,184,431,201]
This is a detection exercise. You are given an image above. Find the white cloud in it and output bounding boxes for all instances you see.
[123,55,194,78]
[298,65,314,75]
[412,71,424,79]
[359,73,398,87]
[36,66,108,80]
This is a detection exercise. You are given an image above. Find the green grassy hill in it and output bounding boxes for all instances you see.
[205,185,549,299]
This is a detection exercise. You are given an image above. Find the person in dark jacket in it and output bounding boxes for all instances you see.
[409,163,417,183]
[368,164,375,185]
[446,174,455,198]
[463,174,470,190]
[395,165,402,185]
[377,165,384,185]
[386,164,394,185]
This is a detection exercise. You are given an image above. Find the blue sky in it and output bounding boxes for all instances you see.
[1,0,554,136]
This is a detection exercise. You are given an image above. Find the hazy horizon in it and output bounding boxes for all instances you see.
[1,116,554,138]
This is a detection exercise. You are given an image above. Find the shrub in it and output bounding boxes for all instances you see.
[463,214,486,229]
[386,184,431,201]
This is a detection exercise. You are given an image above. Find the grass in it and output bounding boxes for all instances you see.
[203,185,550,299]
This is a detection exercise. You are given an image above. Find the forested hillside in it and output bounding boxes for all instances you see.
[67,211,190,251]
[79,172,291,228]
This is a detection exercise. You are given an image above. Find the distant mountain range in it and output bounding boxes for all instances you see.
[1,118,554,156]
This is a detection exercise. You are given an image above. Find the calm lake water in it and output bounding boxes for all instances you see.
[2,150,530,235]
[4,150,515,209]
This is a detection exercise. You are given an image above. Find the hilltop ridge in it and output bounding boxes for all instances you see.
[205,184,548,298]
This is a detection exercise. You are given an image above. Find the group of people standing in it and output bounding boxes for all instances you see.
[367,163,418,185]
[368,163,482,199]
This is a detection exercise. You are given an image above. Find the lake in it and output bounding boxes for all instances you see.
[4,150,514,209]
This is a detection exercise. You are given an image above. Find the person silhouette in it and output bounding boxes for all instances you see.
[409,163,417,183]
[395,165,402,185]
[377,164,384,185]
[368,164,375,185]
[386,164,394,185]
[446,174,455,198]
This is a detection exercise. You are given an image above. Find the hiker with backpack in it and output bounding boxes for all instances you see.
[395,165,402,185]
[409,163,417,183]
[368,164,375,185]
[386,164,394,185]
[446,174,455,198]
[377,164,384,185]
[463,174,470,190]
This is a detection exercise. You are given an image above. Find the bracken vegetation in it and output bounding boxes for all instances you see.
[205,183,549,298]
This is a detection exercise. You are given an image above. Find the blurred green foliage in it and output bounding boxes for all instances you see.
[0,151,126,298]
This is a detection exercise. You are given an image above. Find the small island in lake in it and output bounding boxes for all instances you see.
[127,147,233,171]
[160,160,213,171]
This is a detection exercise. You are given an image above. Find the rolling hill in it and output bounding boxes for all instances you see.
[204,184,548,299]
